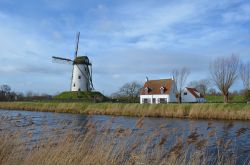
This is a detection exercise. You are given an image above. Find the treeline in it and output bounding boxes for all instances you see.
[0,84,52,102]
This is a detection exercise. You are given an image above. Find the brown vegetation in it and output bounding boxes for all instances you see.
[0,102,250,120]
[0,117,248,165]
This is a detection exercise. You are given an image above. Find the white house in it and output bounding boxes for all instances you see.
[182,87,205,103]
[140,78,177,104]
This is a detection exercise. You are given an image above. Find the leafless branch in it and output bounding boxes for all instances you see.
[209,55,239,103]
[239,61,250,90]
[172,67,190,103]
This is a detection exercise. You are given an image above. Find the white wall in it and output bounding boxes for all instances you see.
[71,64,89,91]
[181,88,197,103]
[140,94,169,104]
[140,94,178,104]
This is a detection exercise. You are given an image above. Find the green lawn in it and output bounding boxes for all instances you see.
[205,95,244,103]
[54,91,107,101]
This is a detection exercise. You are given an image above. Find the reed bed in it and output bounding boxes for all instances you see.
[0,116,249,165]
[0,102,249,120]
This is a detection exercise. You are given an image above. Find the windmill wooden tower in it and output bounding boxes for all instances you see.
[52,32,94,92]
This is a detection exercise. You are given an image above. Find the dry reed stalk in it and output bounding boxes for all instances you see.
[187,131,199,145]
[195,139,208,150]
[135,117,144,129]
[0,113,248,165]
[236,127,249,138]
[208,130,216,137]
[169,137,183,155]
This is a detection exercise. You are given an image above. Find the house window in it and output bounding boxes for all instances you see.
[73,83,75,87]
[159,98,167,103]
[184,92,187,95]
[78,88,81,91]
[78,75,81,79]
[143,98,149,103]
[144,87,148,94]
[152,98,156,103]
[85,68,87,71]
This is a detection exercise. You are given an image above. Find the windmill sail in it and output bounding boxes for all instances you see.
[87,64,94,90]
[74,32,80,58]
[52,56,73,64]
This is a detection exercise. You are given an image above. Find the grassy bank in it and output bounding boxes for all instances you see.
[0,102,249,120]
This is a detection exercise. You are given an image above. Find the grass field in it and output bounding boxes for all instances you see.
[54,91,107,101]
[0,102,249,120]
[205,95,244,103]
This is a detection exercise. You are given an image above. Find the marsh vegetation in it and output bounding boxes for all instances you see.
[0,102,250,120]
[0,109,249,165]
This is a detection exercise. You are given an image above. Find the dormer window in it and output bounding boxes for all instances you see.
[160,87,165,94]
[144,87,149,94]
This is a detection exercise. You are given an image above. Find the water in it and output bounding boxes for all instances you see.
[0,109,249,163]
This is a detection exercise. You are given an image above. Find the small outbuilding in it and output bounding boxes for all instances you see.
[181,87,205,103]
[140,78,177,104]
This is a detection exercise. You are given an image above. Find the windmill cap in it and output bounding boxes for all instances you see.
[73,56,91,65]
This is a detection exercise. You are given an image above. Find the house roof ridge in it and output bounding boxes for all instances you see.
[146,78,172,82]
[141,78,173,95]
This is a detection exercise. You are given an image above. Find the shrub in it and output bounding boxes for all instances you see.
[243,89,250,102]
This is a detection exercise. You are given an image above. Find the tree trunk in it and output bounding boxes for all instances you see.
[179,95,182,104]
[223,93,229,103]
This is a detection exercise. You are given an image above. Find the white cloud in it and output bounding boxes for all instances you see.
[0,0,249,94]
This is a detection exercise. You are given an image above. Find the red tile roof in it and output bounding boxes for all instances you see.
[140,79,173,95]
[186,87,202,98]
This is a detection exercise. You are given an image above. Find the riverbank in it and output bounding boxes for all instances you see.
[0,102,249,120]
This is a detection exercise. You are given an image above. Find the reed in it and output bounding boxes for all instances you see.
[0,117,248,165]
[0,102,249,120]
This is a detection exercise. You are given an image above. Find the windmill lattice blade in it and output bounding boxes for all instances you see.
[74,32,80,58]
[52,56,73,65]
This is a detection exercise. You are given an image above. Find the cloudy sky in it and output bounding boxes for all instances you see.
[0,0,249,95]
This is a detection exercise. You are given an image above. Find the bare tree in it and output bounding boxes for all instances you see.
[0,85,11,94]
[207,88,218,95]
[188,79,210,96]
[209,55,239,103]
[112,81,142,103]
[0,84,12,101]
[172,67,190,103]
[239,61,250,90]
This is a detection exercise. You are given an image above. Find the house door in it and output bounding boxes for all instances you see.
[152,98,156,104]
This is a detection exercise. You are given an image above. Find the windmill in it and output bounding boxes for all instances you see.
[52,32,94,92]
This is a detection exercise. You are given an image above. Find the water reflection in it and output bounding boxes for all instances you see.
[0,109,249,163]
